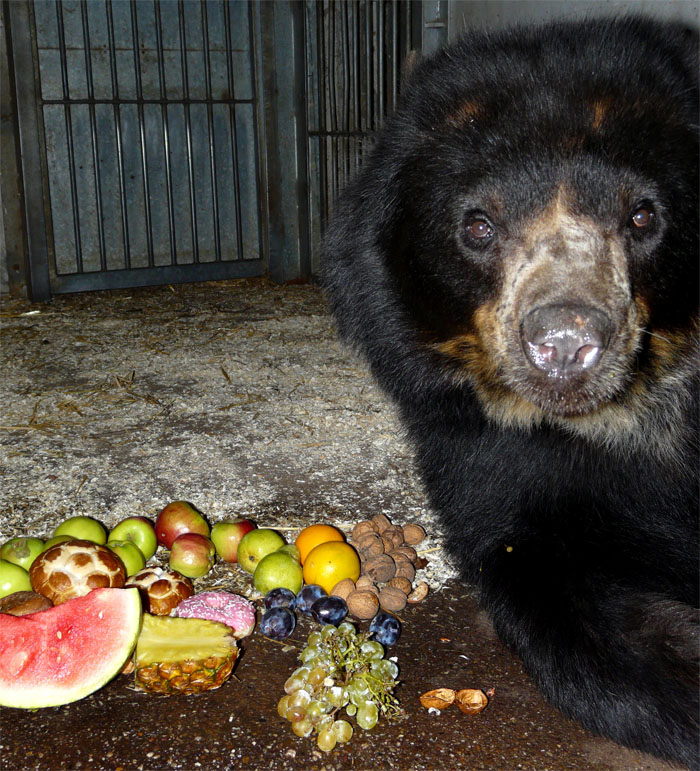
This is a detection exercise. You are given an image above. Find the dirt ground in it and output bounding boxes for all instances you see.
[0,279,681,771]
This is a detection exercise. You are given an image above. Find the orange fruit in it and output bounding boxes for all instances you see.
[295,524,345,565]
[302,541,361,595]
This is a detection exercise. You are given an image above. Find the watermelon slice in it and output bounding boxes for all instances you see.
[0,587,141,708]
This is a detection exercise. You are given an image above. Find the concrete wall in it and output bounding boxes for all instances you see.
[448,0,699,35]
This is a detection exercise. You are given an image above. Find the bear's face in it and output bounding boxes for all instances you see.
[436,199,647,415]
[428,180,647,419]
[378,57,698,431]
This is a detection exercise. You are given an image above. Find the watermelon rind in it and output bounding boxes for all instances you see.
[0,587,142,709]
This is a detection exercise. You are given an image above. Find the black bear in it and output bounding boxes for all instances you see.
[322,17,699,768]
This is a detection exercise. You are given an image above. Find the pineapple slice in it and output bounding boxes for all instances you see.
[134,613,238,695]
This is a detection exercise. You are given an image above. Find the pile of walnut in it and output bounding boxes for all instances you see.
[330,513,429,620]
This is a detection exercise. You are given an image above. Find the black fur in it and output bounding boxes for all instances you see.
[322,17,699,767]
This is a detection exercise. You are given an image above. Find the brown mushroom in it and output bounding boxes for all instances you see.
[125,566,194,615]
[29,539,126,605]
[0,591,53,616]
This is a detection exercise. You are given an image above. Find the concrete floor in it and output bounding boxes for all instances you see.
[0,280,681,771]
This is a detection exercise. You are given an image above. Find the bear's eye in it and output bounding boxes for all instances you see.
[630,206,654,231]
[465,216,495,242]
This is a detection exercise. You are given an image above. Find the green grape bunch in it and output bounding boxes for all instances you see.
[277,621,405,752]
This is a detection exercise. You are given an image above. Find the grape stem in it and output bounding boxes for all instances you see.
[326,629,404,721]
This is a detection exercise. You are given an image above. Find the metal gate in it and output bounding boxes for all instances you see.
[8,0,266,299]
[5,0,419,299]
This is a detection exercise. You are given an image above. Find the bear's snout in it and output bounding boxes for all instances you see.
[520,304,611,377]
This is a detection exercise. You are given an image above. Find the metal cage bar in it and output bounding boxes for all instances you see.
[177,0,199,264]
[223,0,245,262]
[79,1,107,273]
[54,2,83,273]
[305,0,413,270]
[153,0,177,265]
[130,0,155,268]
[201,1,222,264]
[105,0,132,268]
[6,1,51,300]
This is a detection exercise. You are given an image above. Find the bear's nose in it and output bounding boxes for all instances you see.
[521,304,611,376]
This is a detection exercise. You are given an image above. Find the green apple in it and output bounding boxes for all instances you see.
[169,533,216,578]
[106,540,146,576]
[0,537,45,570]
[237,528,286,574]
[277,543,301,563]
[0,559,32,599]
[108,517,158,561]
[53,515,107,545]
[253,551,303,595]
[41,535,72,551]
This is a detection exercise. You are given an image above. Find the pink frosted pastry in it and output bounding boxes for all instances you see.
[173,591,255,638]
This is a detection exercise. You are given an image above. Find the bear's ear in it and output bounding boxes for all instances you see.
[401,49,423,87]
[320,148,406,357]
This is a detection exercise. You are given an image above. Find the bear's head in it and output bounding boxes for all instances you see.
[323,19,699,447]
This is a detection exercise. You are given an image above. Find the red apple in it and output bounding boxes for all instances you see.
[210,519,256,563]
[155,501,209,549]
[169,533,215,578]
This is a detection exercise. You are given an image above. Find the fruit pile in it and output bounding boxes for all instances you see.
[277,621,404,752]
[254,516,430,648]
[0,503,260,706]
[1,500,433,721]
[0,503,257,609]
[255,523,359,643]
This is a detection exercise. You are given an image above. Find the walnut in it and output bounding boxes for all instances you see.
[419,688,456,710]
[346,589,379,619]
[330,578,355,600]
[455,689,489,714]
[406,580,429,603]
[363,554,396,583]
[393,557,416,582]
[387,576,413,595]
[356,533,385,558]
[371,513,393,533]
[381,535,395,553]
[383,526,405,549]
[355,574,379,595]
[378,586,407,613]
[391,545,418,563]
[351,520,378,541]
[414,556,429,570]
[402,523,426,546]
